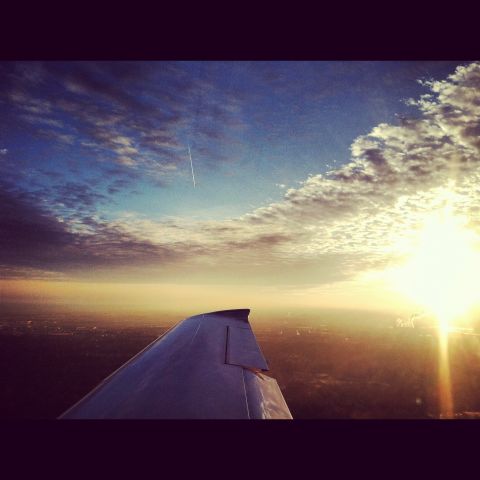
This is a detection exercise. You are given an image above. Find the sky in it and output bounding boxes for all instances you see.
[1,61,480,319]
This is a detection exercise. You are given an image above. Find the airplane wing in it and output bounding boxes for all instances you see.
[59,309,292,419]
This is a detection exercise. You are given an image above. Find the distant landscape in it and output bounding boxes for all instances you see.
[2,307,480,419]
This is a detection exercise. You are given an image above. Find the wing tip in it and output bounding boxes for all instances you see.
[205,308,251,322]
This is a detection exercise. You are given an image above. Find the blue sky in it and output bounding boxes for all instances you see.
[0,61,460,224]
[3,60,480,308]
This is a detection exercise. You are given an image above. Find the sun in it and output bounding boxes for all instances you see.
[387,203,480,329]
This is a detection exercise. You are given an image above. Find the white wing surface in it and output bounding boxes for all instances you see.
[59,309,292,419]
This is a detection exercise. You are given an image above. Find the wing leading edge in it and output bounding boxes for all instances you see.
[59,309,292,419]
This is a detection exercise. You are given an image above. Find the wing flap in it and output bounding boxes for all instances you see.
[244,370,293,419]
[226,325,269,371]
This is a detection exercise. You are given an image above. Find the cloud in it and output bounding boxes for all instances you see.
[1,62,249,188]
[0,182,180,276]
[0,148,7,155]
[1,62,480,286]
[98,61,480,283]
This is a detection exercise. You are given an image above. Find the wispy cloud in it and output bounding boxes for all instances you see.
[1,62,249,188]
[0,182,180,277]
[1,62,479,286]
[86,62,480,282]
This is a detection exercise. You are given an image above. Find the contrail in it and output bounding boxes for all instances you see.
[188,144,196,188]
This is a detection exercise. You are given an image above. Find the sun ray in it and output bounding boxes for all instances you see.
[437,313,454,418]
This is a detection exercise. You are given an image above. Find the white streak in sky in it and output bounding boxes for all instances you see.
[188,144,196,188]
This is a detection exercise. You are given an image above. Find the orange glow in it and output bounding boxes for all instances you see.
[0,276,414,319]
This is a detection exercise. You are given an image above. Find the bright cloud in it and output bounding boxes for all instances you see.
[57,61,480,285]
[1,61,480,292]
